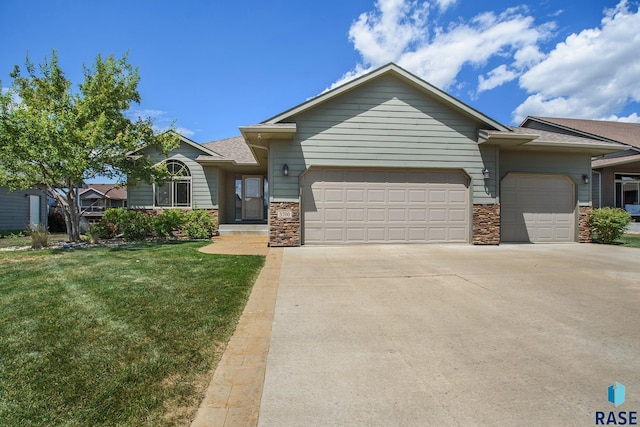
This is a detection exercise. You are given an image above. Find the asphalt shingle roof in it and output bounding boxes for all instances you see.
[79,184,127,200]
[201,136,257,164]
[531,117,640,149]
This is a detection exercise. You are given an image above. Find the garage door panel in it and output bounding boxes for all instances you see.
[367,209,385,221]
[388,228,406,241]
[325,209,344,222]
[302,169,469,244]
[367,189,386,203]
[346,209,364,221]
[448,227,468,241]
[429,190,447,203]
[346,189,365,202]
[388,209,406,221]
[325,189,344,203]
[449,208,468,222]
[389,190,406,202]
[501,174,575,243]
[409,190,427,203]
[429,209,447,222]
[409,209,426,221]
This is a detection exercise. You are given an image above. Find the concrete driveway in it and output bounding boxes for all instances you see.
[258,243,640,426]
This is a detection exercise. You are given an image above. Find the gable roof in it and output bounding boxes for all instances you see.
[263,63,510,132]
[523,117,640,149]
[201,136,257,164]
[79,184,127,200]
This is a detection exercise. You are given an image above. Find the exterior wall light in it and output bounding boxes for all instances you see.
[482,168,490,179]
[582,174,589,184]
[283,164,289,177]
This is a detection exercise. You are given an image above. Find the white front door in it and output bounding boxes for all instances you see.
[29,195,41,227]
[242,176,264,220]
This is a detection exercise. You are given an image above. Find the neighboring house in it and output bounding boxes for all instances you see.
[129,63,624,245]
[521,117,640,215]
[0,186,48,231]
[79,184,128,224]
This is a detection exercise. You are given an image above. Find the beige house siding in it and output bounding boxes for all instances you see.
[269,75,494,204]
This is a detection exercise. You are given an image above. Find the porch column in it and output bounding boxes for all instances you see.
[473,203,501,245]
[269,202,301,247]
[578,206,592,243]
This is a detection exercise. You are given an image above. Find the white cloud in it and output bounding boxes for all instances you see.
[337,0,639,123]
[128,108,195,137]
[336,0,552,92]
[605,112,640,123]
[478,64,518,92]
[174,127,196,138]
[513,0,640,121]
[435,0,457,11]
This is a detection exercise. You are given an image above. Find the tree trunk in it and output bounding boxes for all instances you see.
[65,188,81,242]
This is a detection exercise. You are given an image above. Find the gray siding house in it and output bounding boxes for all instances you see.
[521,117,640,216]
[129,63,623,245]
[0,186,48,231]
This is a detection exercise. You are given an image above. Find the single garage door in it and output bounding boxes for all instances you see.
[301,168,469,245]
[501,174,575,243]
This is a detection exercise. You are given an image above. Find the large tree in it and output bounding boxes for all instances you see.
[0,51,178,241]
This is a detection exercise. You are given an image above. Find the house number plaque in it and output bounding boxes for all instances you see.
[277,210,293,219]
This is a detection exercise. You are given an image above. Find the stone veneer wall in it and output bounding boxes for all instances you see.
[269,202,300,247]
[472,204,500,245]
[578,206,592,243]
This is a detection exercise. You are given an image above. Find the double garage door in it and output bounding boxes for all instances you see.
[501,174,576,243]
[301,169,469,245]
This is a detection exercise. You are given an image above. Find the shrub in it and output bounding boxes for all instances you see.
[120,210,153,241]
[81,225,101,244]
[29,224,49,249]
[0,230,28,238]
[183,210,217,239]
[153,209,186,238]
[590,207,632,244]
[99,208,128,238]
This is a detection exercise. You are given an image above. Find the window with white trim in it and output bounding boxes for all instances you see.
[154,160,192,207]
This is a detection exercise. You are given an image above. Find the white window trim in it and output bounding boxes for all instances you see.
[153,160,193,208]
[614,172,640,208]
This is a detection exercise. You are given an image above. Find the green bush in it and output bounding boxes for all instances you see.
[99,208,128,238]
[0,230,28,239]
[81,225,101,244]
[183,210,217,239]
[153,209,186,238]
[590,207,632,244]
[120,210,153,241]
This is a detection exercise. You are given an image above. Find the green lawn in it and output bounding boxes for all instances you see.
[617,233,640,247]
[0,242,264,426]
[0,232,68,249]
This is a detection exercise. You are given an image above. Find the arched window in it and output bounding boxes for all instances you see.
[154,160,192,207]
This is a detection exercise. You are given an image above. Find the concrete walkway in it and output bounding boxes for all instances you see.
[191,235,280,427]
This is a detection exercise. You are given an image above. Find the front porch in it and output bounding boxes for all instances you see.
[218,171,268,228]
[218,223,269,236]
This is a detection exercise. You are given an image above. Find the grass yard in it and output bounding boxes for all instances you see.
[0,241,264,426]
[0,233,68,249]
[617,233,640,247]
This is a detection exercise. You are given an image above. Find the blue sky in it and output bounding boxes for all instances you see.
[2,0,639,146]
